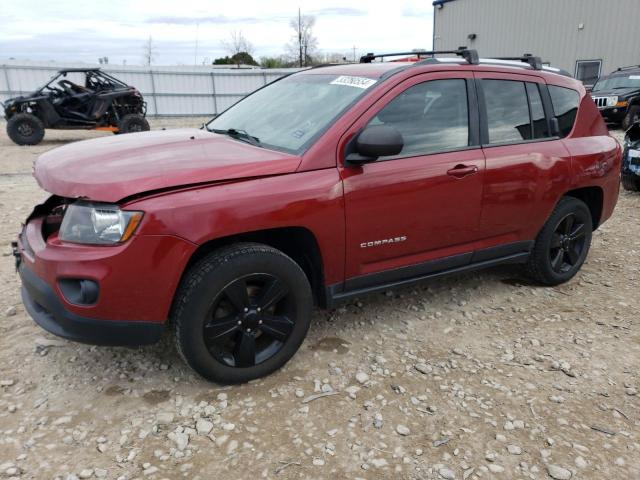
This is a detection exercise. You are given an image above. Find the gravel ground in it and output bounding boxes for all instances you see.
[0,119,638,480]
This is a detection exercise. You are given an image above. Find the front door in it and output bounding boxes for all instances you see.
[340,72,486,289]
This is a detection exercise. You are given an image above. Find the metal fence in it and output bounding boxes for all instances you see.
[0,63,299,116]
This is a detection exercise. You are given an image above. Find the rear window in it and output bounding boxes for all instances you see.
[548,86,580,137]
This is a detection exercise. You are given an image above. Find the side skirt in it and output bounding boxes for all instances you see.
[324,241,532,309]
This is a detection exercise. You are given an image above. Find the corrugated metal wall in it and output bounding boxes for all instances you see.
[434,0,640,77]
[0,63,299,116]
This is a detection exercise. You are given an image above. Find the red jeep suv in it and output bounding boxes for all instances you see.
[15,49,621,383]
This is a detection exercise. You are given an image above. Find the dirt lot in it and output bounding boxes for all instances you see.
[0,119,638,480]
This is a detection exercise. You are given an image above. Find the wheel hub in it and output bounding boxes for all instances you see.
[242,308,261,330]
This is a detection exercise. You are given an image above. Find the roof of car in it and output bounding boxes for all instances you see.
[297,59,573,83]
[58,68,101,73]
[609,67,640,76]
[299,62,406,78]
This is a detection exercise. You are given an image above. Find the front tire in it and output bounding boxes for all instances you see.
[6,113,45,145]
[172,243,312,384]
[526,197,592,286]
[117,114,150,134]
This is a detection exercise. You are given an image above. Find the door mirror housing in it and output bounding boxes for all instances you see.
[346,125,404,165]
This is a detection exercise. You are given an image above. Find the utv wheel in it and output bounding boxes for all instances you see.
[118,114,150,134]
[6,113,45,145]
[172,243,312,384]
[622,105,640,131]
[526,197,592,286]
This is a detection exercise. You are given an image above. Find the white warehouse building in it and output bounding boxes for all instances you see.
[432,0,640,87]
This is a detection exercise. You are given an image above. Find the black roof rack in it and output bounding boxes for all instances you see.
[615,65,640,72]
[492,54,543,70]
[360,47,479,65]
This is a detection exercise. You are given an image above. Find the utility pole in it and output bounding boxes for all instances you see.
[298,8,303,68]
[352,45,356,62]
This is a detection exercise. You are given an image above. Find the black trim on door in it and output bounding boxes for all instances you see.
[466,77,481,147]
[537,82,558,135]
[474,78,490,145]
[325,241,533,308]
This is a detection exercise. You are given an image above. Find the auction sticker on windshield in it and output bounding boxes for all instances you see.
[330,76,377,89]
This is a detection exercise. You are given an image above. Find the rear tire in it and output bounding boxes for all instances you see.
[526,197,592,286]
[172,243,312,384]
[622,105,640,131]
[117,114,150,134]
[622,175,640,192]
[6,113,45,145]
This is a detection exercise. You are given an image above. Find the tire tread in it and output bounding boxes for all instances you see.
[172,243,310,382]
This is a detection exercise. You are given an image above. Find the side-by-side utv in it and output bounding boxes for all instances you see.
[3,68,149,145]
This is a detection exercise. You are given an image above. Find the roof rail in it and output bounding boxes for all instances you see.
[360,46,479,65]
[491,54,543,70]
[615,64,640,72]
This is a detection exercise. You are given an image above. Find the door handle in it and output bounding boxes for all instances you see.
[447,164,478,178]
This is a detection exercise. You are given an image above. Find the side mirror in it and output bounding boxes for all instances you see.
[346,125,404,165]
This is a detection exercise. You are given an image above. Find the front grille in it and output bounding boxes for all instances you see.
[592,97,608,108]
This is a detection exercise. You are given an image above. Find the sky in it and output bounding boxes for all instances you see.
[0,0,434,66]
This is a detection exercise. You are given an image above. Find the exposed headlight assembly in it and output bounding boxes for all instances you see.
[59,201,143,245]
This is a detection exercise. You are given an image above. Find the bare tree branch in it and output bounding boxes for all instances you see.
[222,30,254,56]
[286,11,318,67]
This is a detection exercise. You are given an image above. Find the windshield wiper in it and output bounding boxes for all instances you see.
[210,128,261,147]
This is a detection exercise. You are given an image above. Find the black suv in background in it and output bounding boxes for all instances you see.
[591,66,640,129]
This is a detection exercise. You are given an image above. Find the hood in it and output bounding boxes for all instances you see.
[591,87,640,98]
[34,129,301,202]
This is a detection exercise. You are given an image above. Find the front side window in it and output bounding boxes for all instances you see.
[366,79,469,159]
[549,85,580,138]
[483,80,531,144]
[207,73,377,154]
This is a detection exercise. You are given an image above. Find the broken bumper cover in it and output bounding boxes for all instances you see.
[19,262,164,346]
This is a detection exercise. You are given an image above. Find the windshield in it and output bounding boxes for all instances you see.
[206,73,378,154]
[593,74,640,92]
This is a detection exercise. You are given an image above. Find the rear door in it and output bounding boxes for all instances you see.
[474,72,572,245]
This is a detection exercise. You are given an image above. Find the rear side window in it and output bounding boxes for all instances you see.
[548,85,580,137]
[483,80,531,144]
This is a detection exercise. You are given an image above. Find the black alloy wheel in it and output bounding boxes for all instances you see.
[205,273,295,368]
[549,213,588,274]
[526,196,592,286]
[173,243,312,384]
[17,122,34,137]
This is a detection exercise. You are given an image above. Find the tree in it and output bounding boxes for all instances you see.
[213,52,258,67]
[218,31,257,67]
[222,31,254,57]
[286,10,318,67]
[142,36,157,66]
[260,55,294,68]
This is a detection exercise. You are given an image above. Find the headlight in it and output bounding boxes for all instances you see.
[59,201,143,245]
[606,96,619,107]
